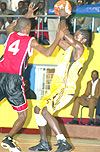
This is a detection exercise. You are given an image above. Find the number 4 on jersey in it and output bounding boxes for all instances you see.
[8,40,20,55]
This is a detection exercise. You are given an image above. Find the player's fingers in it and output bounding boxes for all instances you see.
[33,6,38,12]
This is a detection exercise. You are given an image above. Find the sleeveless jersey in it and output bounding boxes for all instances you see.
[37,45,89,115]
[0,32,34,76]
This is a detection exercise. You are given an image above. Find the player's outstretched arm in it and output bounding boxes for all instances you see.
[6,3,38,36]
[30,30,64,56]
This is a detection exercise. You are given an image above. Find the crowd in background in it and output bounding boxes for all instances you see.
[0,0,100,44]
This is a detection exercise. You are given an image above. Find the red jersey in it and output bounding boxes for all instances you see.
[0,32,34,76]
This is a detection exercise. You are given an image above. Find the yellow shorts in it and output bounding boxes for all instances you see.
[36,88,74,115]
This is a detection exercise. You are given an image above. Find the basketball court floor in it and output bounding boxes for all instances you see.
[0,133,100,152]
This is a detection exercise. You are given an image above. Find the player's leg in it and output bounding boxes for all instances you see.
[9,110,27,137]
[1,110,27,152]
[29,106,52,151]
[42,107,73,152]
[1,74,28,152]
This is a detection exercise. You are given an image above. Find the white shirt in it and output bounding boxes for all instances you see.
[91,79,99,96]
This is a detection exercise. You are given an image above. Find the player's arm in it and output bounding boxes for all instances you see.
[56,22,70,50]
[58,8,84,51]
[30,30,64,56]
[6,3,38,36]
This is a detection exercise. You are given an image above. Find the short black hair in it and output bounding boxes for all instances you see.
[0,2,6,6]
[14,17,31,32]
[17,17,31,28]
[92,70,99,76]
[79,29,90,42]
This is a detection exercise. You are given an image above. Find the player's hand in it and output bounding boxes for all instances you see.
[58,8,68,17]
[25,2,38,18]
[56,29,64,40]
[57,6,71,19]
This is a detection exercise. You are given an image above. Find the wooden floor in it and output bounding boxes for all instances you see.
[0,133,100,152]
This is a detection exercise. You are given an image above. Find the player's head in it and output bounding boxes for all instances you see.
[74,29,89,45]
[14,17,31,35]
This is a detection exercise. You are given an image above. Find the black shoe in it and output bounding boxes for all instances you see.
[29,139,52,151]
[67,119,79,124]
[55,140,73,152]
[86,120,94,125]
[1,135,21,152]
[94,121,100,126]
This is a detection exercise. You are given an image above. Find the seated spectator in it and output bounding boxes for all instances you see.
[0,0,13,10]
[0,2,15,22]
[5,13,16,28]
[15,1,25,16]
[22,0,30,15]
[0,17,7,44]
[35,2,43,16]
[25,80,37,99]
[67,70,100,125]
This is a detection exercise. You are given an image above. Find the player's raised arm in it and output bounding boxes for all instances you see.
[58,8,84,52]
[6,2,38,36]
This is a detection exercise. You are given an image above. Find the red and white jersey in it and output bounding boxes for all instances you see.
[0,32,34,75]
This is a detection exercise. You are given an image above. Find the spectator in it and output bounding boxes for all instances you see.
[22,0,30,14]
[67,70,100,125]
[16,1,25,16]
[34,1,49,45]
[0,0,13,10]
[5,13,16,28]
[35,2,43,16]
[0,17,7,44]
[0,2,15,22]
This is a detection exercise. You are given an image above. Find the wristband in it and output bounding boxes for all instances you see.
[60,16,66,21]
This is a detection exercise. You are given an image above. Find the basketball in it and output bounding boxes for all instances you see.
[54,0,72,17]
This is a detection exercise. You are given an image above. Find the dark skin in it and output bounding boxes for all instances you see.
[7,3,64,57]
[6,3,64,138]
[80,71,99,101]
[34,8,88,142]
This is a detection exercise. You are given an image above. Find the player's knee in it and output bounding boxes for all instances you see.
[34,106,40,114]
[42,107,48,117]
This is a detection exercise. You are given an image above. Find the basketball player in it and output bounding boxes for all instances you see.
[0,3,64,152]
[29,7,90,152]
